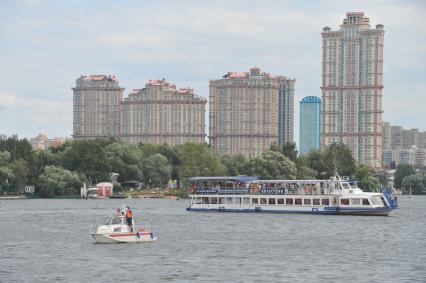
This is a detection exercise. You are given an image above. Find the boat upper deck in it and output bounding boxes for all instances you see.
[188,176,363,196]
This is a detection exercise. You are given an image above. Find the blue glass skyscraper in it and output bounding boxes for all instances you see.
[299,96,321,156]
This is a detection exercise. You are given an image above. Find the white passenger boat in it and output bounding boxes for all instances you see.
[186,176,398,216]
[91,208,157,243]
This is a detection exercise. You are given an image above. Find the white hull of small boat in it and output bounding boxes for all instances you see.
[91,231,157,244]
[91,206,157,244]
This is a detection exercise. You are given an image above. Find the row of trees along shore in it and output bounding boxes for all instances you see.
[1,135,425,197]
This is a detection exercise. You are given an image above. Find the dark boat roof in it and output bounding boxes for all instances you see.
[189,176,258,182]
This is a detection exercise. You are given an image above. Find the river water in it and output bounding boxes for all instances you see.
[0,196,425,282]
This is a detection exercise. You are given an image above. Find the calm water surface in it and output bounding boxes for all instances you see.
[0,196,425,282]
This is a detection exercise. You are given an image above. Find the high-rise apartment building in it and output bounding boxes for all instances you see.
[209,67,294,157]
[403,128,419,149]
[72,75,124,139]
[278,78,295,145]
[121,79,206,145]
[391,125,403,149]
[321,12,385,168]
[299,96,321,156]
[382,121,392,150]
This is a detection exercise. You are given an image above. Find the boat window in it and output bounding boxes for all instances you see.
[218,197,224,204]
[202,197,209,204]
[243,197,250,205]
[351,199,361,205]
[277,198,284,205]
[252,198,259,204]
[268,198,276,205]
[104,217,112,225]
[211,197,217,204]
[322,199,329,205]
[111,217,122,224]
[295,198,302,205]
[313,199,320,205]
[286,198,293,205]
[260,198,267,204]
[370,197,381,206]
[113,227,121,232]
[235,197,242,205]
[362,199,370,205]
[341,199,349,205]
[350,183,358,190]
[341,183,351,190]
[195,197,202,204]
[304,199,311,205]
[225,197,233,204]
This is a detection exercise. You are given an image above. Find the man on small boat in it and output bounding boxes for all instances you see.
[126,206,133,232]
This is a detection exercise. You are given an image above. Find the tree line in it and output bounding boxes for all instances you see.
[1,135,423,197]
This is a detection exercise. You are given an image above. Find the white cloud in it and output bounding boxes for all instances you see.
[0,91,18,107]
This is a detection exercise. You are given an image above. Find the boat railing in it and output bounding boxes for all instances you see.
[191,187,333,196]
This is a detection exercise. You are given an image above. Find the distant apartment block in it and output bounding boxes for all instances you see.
[121,79,206,145]
[382,121,392,150]
[383,121,426,150]
[299,96,321,156]
[321,12,384,168]
[382,121,426,168]
[72,75,124,139]
[383,146,426,169]
[209,67,295,157]
[30,133,66,150]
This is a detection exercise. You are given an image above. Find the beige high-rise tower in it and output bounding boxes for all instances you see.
[121,79,206,145]
[321,12,384,168]
[72,75,124,139]
[209,67,294,157]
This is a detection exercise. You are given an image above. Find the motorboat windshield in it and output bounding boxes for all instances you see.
[103,216,124,225]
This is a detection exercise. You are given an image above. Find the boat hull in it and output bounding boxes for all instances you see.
[186,206,392,216]
[91,232,157,243]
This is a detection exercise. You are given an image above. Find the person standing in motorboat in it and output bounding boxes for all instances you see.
[126,206,133,232]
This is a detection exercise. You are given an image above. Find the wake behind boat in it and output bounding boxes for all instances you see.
[186,176,398,216]
[90,206,157,243]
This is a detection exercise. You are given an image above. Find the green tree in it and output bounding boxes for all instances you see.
[176,142,225,179]
[394,164,415,190]
[355,164,380,192]
[105,141,144,182]
[38,165,81,197]
[0,135,33,162]
[324,143,356,178]
[143,153,172,187]
[402,172,425,194]
[281,142,298,163]
[244,150,296,179]
[305,150,327,179]
[297,165,317,180]
[0,151,14,192]
[61,139,111,184]
[12,159,29,194]
[221,154,248,176]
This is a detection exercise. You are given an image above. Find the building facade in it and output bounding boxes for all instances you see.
[278,78,295,145]
[121,79,206,145]
[383,146,426,169]
[299,96,321,156]
[30,133,66,150]
[321,12,385,168]
[72,75,124,139]
[209,67,294,157]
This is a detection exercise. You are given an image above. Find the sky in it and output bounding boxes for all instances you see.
[0,0,425,145]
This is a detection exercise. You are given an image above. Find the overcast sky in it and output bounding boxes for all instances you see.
[1,0,425,145]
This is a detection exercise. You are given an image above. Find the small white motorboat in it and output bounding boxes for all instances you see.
[91,208,157,243]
